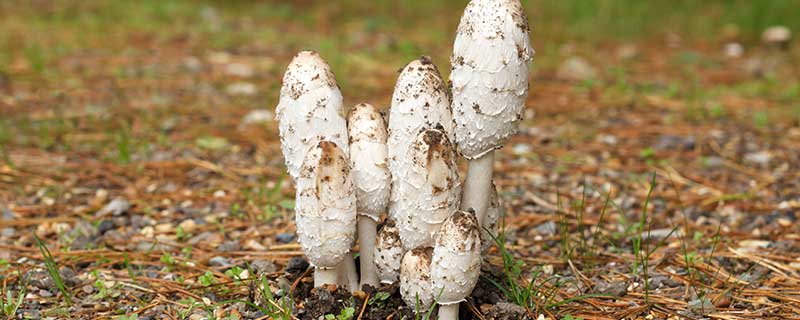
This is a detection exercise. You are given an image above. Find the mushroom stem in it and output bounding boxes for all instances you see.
[338,252,359,290]
[460,151,495,227]
[358,216,379,288]
[315,268,338,287]
[438,304,459,320]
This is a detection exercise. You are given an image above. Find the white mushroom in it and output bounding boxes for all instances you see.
[482,182,503,252]
[374,220,404,284]
[399,247,435,313]
[295,141,357,287]
[393,127,461,250]
[348,102,391,287]
[450,0,533,228]
[387,57,455,225]
[431,210,482,320]
[276,51,349,182]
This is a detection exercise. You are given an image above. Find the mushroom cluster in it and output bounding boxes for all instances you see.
[275,0,532,318]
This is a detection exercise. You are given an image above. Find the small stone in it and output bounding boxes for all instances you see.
[216,240,240,252]
[213,190,226,198]
[511,143,532,155]
[97,220,115,235]
[285,257,309,274]
[762,26,791,45]
[240,109,274,127]
[724,42,744,58]
[178,219,198,234]
[183,56,203,72]
[225,63,254,78]
[243,239,267,251]
[484,302,528,320]
[208,256,231,267]
[1,227,14,237]
[594,280,627,297]
[557,57,596,81]
[275,233,295,244]
[38,290,53,298]
[615,44,639,60]
[225,82,257,96]
[688,297,715,315]
[534,221,557,236]
[251,259,277,275]
[95,198,130,217]
[744,151,772,166]
[82,285,95,294]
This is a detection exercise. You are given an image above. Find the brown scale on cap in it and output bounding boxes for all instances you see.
[436,210,480,252]
[315,141,350,201]
[407,247,433,280]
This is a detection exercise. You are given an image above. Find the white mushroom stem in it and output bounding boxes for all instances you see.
[314,268,338,287]
[358,216,379,287]
[438,305,459,320]
[338,252,359,291]
[460,151,494,227]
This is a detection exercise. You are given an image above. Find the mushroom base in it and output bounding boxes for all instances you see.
[358,216,379,288]
[438,304,459,320]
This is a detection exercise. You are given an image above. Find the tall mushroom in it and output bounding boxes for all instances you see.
[295,141,357,287]
[393,127,461,250]
[276,50,349,181]
[431,210,482,320]
[387,57,455,225]
[375,220,403,284]
[400,247,435,313]
[348,102,391,287]
[277,51,357,288]
[450,0,534,228]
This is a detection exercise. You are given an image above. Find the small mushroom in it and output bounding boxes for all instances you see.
[388,56,455,224]
[374,220,404,284]
[276,51,349,182]
[393,127,461,250]
[482,182,503,252]
[400,247,435,313]
[348,102,391,287]
[450,0,533,228]
[295,141,357,287]
[431,210,482,320]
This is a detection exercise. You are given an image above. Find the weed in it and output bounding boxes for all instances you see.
[34,234,72,305]
[199,271,216,287]
[324,307,355,320]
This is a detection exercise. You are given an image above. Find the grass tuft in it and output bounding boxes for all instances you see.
[33,234,72,306]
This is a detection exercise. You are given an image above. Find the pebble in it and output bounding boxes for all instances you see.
[724,42,744,58]
[557,56,597,81]
[762,26,791,45]
[240,109,274,127]
[82,285,95,294]
[225,63,254,78]
[688,297,715,315]
[594,280,627,297]
[216,240,240,252]
[243,239,267,251]
[95,198,130,217]
[225,82,257,96]
[97,220,115,235]
[251,259,277,275]
[208,256,231,267]
[178,219,198,233]
[275,233,295,244]
[744,151,772,166]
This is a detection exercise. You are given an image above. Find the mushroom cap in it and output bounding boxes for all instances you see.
[400,247,435,312]
[450,0,534,159]
[374,220,404,284]
[277,51,349,181]
[482,182,503,252]
[431,210,482,305]
[388,57,455,213]
[348,103,391,220]
[295,141,357,269]
[393,127,461,250]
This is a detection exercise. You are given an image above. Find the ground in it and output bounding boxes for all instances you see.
[1,1,799,319]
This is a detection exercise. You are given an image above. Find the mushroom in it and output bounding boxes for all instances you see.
[387,57,455,228]
[482,182,503,252]
[400,247,435,313]
[348,102,391,287]
[375,220,404,284]
[294,141,357,287]
[450,0,533,228]
[276,51,349,182]
[277,51,357,288]
[431,210,482,320]
[393,127,461,250]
